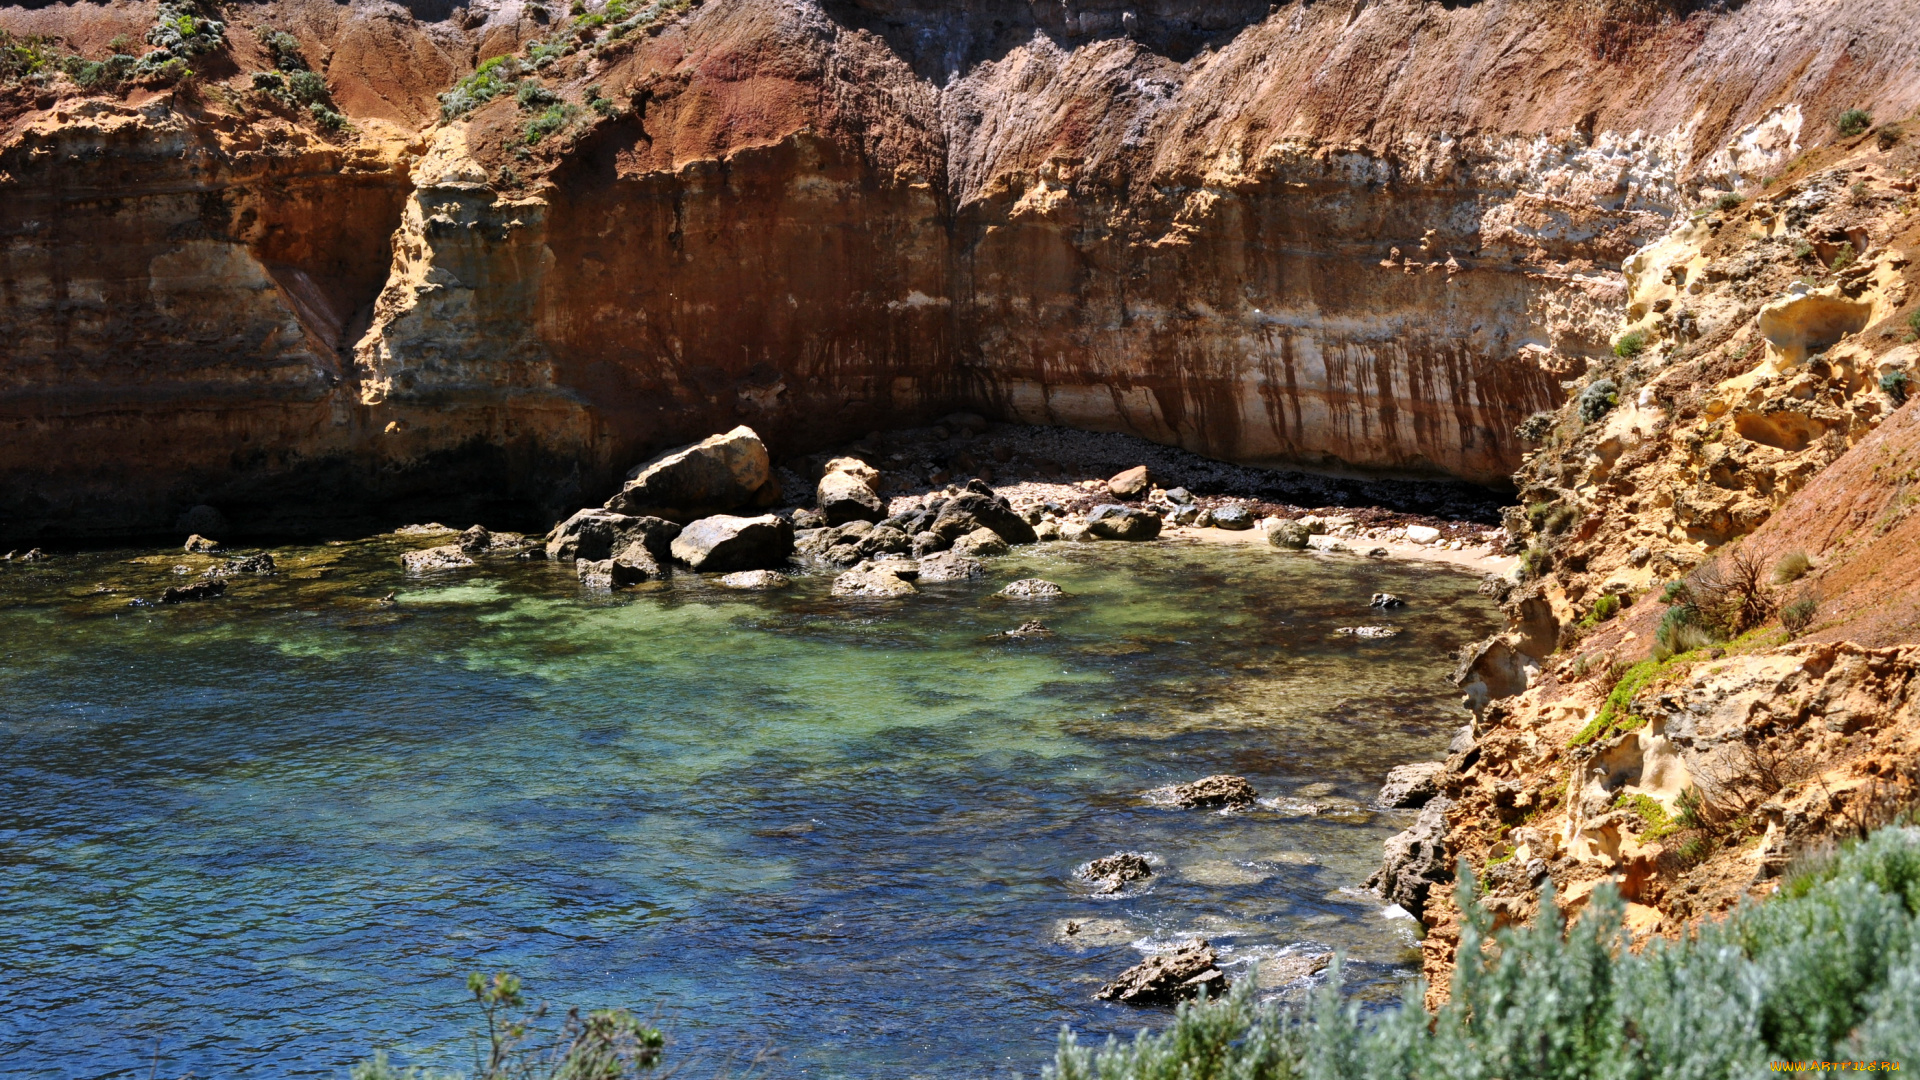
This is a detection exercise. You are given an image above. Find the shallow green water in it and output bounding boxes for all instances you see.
[0,537,1498,1078]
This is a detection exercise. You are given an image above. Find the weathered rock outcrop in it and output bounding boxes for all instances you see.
[5,0,1919,539]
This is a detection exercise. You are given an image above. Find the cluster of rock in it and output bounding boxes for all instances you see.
[1094,939,1230,1005]
[1079,852,1153,895]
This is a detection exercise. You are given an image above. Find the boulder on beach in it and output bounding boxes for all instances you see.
[1158,774,1258,809]
[400,545,475,573]
[999,578,1063,599]
[1085,504,1161,541]
[1376,761,1447,809]
[1268,521,1311,549]
[1211,505,1254,530]
[931,491,1037,546]
[1080,851,1153,894]
[1366,795,1453,918]
[817,464,885,526]
[1107,465,1152,499]
[953,527,1010,558]
[916,550,984,582]
[671,514,795,573]
[604,426,776,521]
[1164,487,1194,505]
[1094,939,1229,1005]
[1405,524,1442,544]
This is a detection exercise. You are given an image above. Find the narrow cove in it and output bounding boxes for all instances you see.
[0,537,1499,1077]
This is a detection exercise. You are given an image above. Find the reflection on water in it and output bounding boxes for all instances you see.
[0,537,1498,1078]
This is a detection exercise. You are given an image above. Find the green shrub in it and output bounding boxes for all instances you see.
[1520,545,1551,581]
[286,69,329,105]
[1909,310,1920,333]
[1654,603,1720,661]
[1514,411,1554,442]
[1794,238,1815,260]
[308,101,347,132]
[1661,580,1692,605]
[1,29,68,82]
[1578,377,1620,422]
[258,28,306,70]
[1885,369,1911,404]
[1572,656,1668,745]
[515,78,558,109]
[1047,825,1920,1080]
[1782,597,1819,637]
[1613,332,1647,359]
[1773,550,1811,584]
[1839,108,1874,137]
[1831,241,1857,272]
[1526,501,1552,530]
[1715,191,1744,212]
[1544,504,1577,534]
[440,55,521,118]
[66,51,137,89]
[1577,593,1622,630]
[524,102,580,144]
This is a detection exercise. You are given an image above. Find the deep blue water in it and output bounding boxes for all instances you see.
[0,537,1498,1078]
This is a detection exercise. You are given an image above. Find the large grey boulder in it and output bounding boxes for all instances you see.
[832,560,918,597]
[546,509,681,562]
[670,514,795,573]
[1094,940,1229,1005]
[604,426,776,521]
[1376,761,1447,808]
[952,527,1010,558]
[1267,520,1312,549]
[818,468,885,525]
[931,492,1037,546]
[1086,504,1162,541]
[915,550,984,582]
[1366,795,1453,918]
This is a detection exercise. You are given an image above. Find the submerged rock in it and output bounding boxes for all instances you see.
[1003,619,1052,638]
[1367,795,1453,919]
[605,426,776,520]
[400,545,474,573]
[1376,761,1446,809]
[204,552,276,578]
[158,580,225,604]
[832,563,918,597]
[1335,625,1401,639]
[577,544,663,587]
[1086,504,1161,541]
[718,569,791,590]
[670,514,794,573]
[1158,774,1258,809]
[999,578,1063,599]
[1080,851,1153,894]
[1370,592,1405,608]
[1094,939,1229,1005]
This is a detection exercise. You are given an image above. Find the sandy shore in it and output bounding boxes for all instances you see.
[1162,522,1519,576]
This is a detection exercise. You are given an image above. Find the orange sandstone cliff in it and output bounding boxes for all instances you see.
[2,0,1918,537]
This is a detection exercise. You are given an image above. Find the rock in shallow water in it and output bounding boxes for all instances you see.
[952,526,1010,557]
[1080,851,1153,894]
[1267,520,1311,549]
[1370,592,1405,608]
[671,514,794,573]
[999,578,1062,599]
[1158,774,1258,809]
[1094,939,1229,1005]
[1376,761,1446,808]
[817,468,884,525]
[183,534,222,553]
[158,580,225,604]
[832,563,918,597]
[1367,795,1453,919]
[1085,504,1161,541]
[915,550,983,582]
[1334,625,1401,639]
[604,425,775,520]
[400,545,474,573]
[718,570,790,590]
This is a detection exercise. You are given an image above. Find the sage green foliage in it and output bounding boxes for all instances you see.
[1883,369,1910,404]
[64,52,138,89]
[1520,545,1551,581]
[1831,241,1857,272]
[440,55,523,118]
[1715,192,1744,212]
[1613,332,1646,360]
[524,103,580,144]
[1654,603,1719,661]
[1047,826,1920,1080]
[0,30,65,82]
[515,79,559,110]
[259,28,307,71]
[1579,377,1620,422]
[354,972,663,1079]
[1577,593,1621,631]
[1612,790,1679,840]
[1773,550,1811,584]
[1839,108,1874,137]
[1782,597,1819,637]
[1571,656,1671,745]
[139,0,226,76]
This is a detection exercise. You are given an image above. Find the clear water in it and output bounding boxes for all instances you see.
[0,537,1498,1078]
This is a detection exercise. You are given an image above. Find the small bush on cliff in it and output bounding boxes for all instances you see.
[1782,597,1819,637]
[515,79,559,110]
[1715,191,1745,212]
[1612,331,1647,360]
[1577,377,1620,422]
[1576,593,1622,631]
[1,30,67,83]
[1514,412,1554,442]
[524,103,580,145]
[1047,825,1920,1080]
[257,28,308,71]
[65,51,138,90]
[440,55,522,118]
[1773,549,1812,584]
[1882,369,1910,404]
[1831,241,1857,272]
[1839,108,1874,137]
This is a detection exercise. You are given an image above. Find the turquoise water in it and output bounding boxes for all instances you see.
[0,537,1498,1078]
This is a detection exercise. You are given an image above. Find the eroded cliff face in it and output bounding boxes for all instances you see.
[3,0,1919,536]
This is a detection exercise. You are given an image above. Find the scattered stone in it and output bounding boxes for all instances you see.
[1058,520,1093,542]
[1267,521,1311,549]
[1210,504,1254,530]
[394,523,455,536]
[791,508,828,530]
[605,425,776,520]
[999,578,1063,599]
[458,525,492,553]
[1080,852,1153,894]
[1370,592,1405,608]
[1404,524,1442,544]
[1256,951,1333,989]
[1306,535,1352,553]
[183,534,223,554]
[1094,940,1229,1005]
[158,580,226,604]
[205,552,276,578]
[1033,519,1063,541]
[1004,619,1052,638]
[1107,465,1152,499]
[915,550,984,582]
[822,456,881,485]
[578,543,662,587]
[832,563,918,597]
[1159,774,1258,809]
[400,545,475,573]
[1376,761,1447,809]
[1366,795,1453,918]
[1164,487,1194,505]
[953,527,1011,557]
[1366,547,1390,558]
[670,514,795,573]
[818,466,885,525]
[1335,625,1401,639]
[1085,504,1162,541]
[718,570,790,590]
